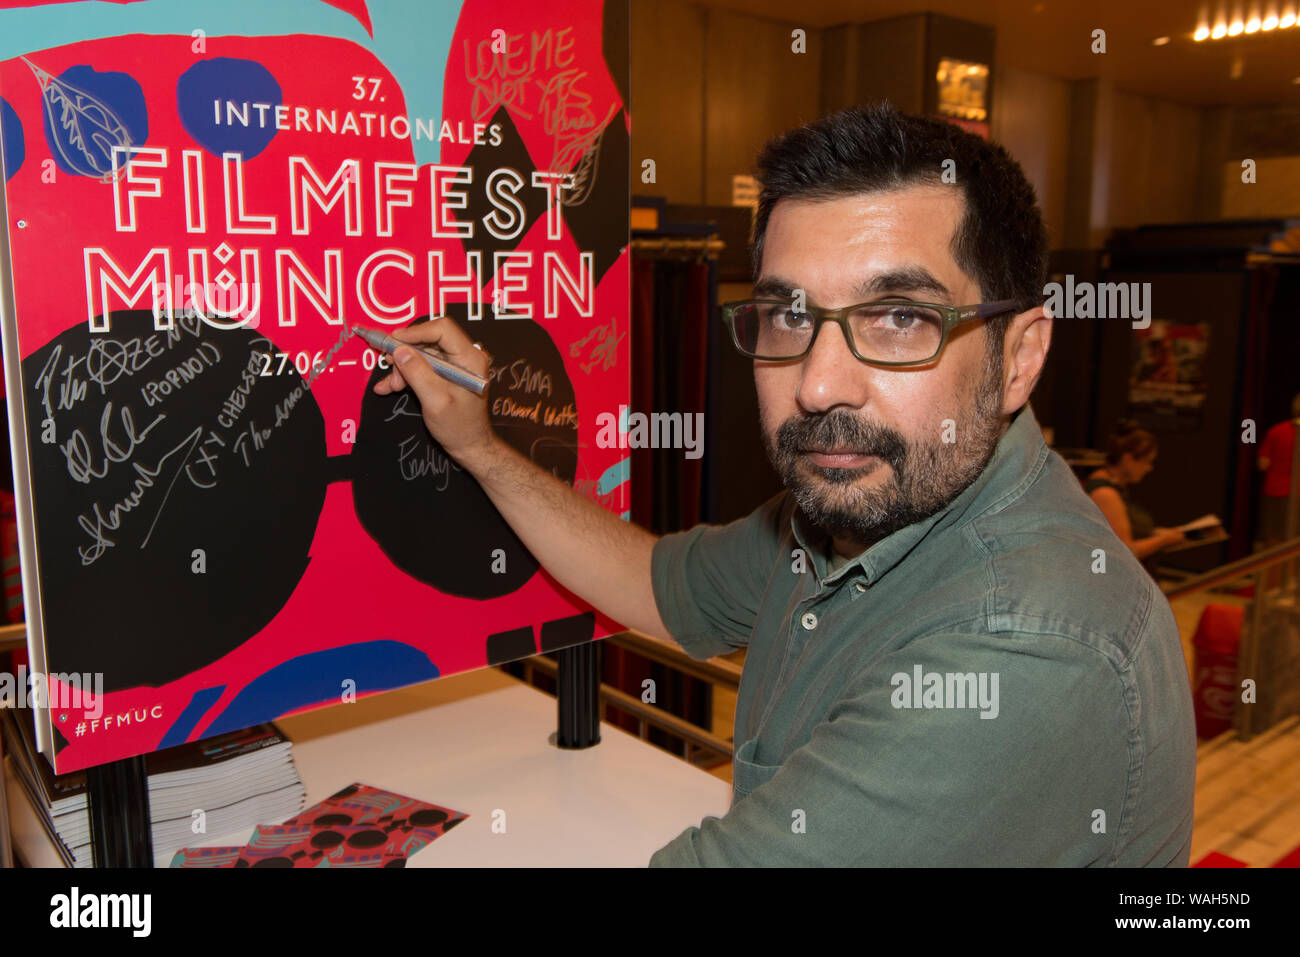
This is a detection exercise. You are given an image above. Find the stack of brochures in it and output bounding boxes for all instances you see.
[1,707,305,867]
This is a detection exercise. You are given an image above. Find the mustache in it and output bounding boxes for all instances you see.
[775,410,908,470]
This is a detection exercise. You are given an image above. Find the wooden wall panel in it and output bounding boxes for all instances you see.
[702,7,824,206]
[631,0,705,201]
[992,65,1071,250]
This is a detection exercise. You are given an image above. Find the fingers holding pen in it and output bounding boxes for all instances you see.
[392,317,493,373]
[368,318,446,395]
[358,317,498,465]
[372,360,408,395]
[368,316,492,395]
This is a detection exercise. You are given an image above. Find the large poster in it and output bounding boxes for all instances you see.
[1126,320,1210,431]
[0,0,630,773]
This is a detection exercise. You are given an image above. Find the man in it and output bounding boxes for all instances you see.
[1258,393,1300,547]
[375,104,1197,866]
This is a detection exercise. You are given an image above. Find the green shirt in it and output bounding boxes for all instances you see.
[647,403,1196,866]
[825,541,859,577]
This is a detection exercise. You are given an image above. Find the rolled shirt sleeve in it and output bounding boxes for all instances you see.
[649,628,1190,866]
[649,491,791,660]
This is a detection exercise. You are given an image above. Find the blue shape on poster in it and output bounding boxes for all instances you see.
[0,0,461,168]
[37,64,146,178]
[203,641,439,736]
[156,685,227,750]
[177,57,282,160]
[597,457,630,496]
[0,97,22,180]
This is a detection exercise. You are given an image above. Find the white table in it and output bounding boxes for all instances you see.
[6,667,732,867]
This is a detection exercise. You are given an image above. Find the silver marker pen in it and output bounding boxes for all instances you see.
[351,324,489,397]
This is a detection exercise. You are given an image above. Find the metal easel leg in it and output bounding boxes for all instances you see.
[555,641,601,749]
[87,755,153,867]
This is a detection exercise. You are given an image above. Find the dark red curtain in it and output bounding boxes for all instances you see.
[604,255,715,747]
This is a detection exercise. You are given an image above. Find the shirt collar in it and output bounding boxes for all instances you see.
[791,402,1048,586]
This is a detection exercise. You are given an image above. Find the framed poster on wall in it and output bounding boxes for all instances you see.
[1127,320,1210,432]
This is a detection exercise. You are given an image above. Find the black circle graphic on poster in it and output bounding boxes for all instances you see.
[346,829,387,849]
[352,310,579,599]
[310,830,346,849]
[408,808,448,827]
[311,812,353,827]
[22,310,328,691]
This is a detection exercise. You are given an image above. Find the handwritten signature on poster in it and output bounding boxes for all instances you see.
[464,27,618,175]
[569,317,625,374]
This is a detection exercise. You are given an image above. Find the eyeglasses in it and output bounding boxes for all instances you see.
[720,297,1020,367]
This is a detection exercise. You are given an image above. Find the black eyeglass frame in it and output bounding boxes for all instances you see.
[720,297,1021,367]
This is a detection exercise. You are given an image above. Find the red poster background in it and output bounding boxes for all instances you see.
[0,0,630,772]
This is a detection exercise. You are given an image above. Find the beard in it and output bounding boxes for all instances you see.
[761,347,1007,547]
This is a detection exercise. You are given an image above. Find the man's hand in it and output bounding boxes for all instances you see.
[372,317,496,469]
[371,316,670,640]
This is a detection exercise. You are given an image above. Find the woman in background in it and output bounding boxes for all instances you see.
[1086,420,1185,569]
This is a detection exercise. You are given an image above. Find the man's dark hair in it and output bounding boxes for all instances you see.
[751,103,1049,359]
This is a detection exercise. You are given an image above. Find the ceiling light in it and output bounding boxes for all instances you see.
[1200,5,1298,37]
[1153,35,1171,44]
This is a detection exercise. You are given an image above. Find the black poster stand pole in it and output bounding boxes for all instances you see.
[555,641,601,749]
[87,754,153,867]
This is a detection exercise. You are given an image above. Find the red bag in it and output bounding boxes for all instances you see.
[1192,603,1243,738]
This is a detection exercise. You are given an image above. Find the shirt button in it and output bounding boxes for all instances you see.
[854,582,867,593]
[801,612,818,630]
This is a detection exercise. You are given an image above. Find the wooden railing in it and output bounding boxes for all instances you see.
[1161,535,1300,741]
[0,624,24,654]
